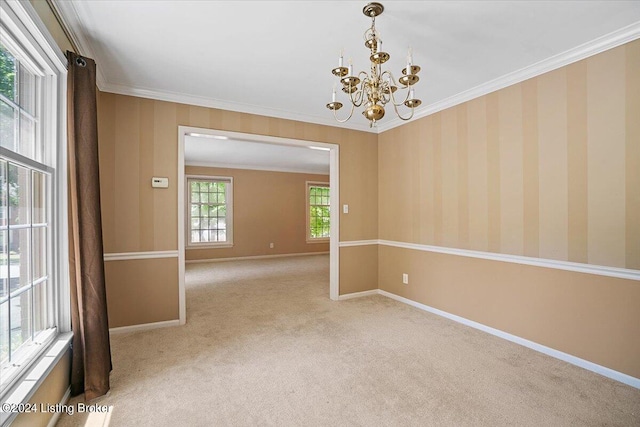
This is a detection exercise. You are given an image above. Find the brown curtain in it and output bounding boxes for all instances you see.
[67,51,112,401]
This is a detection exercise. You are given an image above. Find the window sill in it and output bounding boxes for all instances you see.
[0,332,73,426]
[306,239,330,244]
[186,243,234,250]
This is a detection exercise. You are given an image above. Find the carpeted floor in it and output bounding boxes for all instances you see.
[57,254,639,426]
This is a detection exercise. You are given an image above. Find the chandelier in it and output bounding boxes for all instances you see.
[326,2,422,127]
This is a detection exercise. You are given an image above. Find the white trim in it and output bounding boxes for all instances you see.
[9,0,67,69]
[178,129,186,325]
[186,161,329,176]
[377,21,640,133]
[185,251,329,264]
[376,290,640,389]
[99,82,375,134]
[338,239,640,281]
[109,319,180,335]
[337,289,378,300]
[46,387,71,427]
[0,333,72,426]
[338,240,378,247]
[329,143,339,301]
[103,250,179,262]
[378,239,640,281]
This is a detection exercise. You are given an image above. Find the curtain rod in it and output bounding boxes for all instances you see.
[45,0,81,55]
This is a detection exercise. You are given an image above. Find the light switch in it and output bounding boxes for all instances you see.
[343,204,349,214]
[151,177,169,188]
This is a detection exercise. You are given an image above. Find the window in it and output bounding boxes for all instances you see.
[307,182,330,241]
[0,0,67,404]
[1,38,54,393]
[187,177,233,247]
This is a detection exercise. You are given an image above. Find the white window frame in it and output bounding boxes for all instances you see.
[186,175,233,249]
[306,181,330,243]
[0,1,70,423]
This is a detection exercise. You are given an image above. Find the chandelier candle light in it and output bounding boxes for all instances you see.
[326,2,422,127]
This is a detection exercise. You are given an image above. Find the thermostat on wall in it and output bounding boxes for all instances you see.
[151,177,169,188]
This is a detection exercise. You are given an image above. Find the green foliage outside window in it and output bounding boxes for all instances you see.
[0,44,16,100]
[1,44,17,157]
[309,186,330,239]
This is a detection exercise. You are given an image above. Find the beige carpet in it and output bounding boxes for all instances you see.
[57,255,639,426]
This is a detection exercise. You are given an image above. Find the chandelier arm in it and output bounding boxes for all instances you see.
[332,101,356,123]
[382,71,411,107]
[391,102,415,121]
[352,77,369,107]
[389,85,412,107]
[349,87,365,107]
[381,70,394,82]
[381,91,390,105]
[355,91,365,107]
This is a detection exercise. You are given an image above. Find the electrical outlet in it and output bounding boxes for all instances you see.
[343,204,349,214]
[269,243,274,249]
[402,273,409,285]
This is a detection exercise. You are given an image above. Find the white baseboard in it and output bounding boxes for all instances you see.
[337,288,640,389]
[109,319,180,334]
[337,289,378,300]
[186,251,329,264]
[46,387,71,427]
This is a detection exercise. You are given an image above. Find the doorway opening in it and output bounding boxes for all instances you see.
[177,126,340,324]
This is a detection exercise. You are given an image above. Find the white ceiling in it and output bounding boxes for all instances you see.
[185,135,330,175]
[54,1,640,133]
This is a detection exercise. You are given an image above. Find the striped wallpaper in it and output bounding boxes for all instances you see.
[379,39,640,270]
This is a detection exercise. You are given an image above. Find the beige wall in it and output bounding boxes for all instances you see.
[97,92,378,253]
[377,40,640,378]
[185,167,329,261]
[97,91,379,324]
[105,258,179,327]
[379,40,640,269]
[340,245,378,294]
[12,350,71,427]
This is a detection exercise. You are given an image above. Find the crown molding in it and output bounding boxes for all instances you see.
[377,21,640,133]
[50,0,640,135]
[101,81,376,133]
[49,0,107,88]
